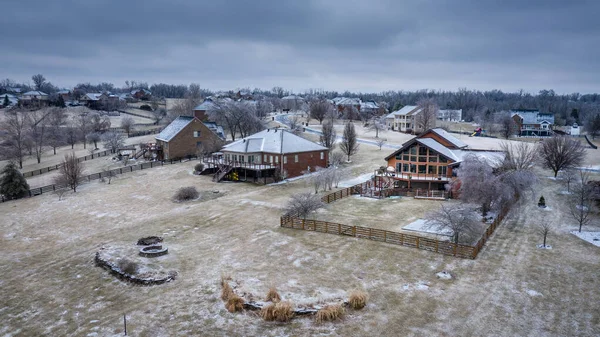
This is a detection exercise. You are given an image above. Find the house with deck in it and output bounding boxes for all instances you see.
[209,128,328,181]
[381,128,503,191]
[155,116,226,160]
[511,109,554,137]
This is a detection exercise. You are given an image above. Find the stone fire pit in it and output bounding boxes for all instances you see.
[139,245,169,257]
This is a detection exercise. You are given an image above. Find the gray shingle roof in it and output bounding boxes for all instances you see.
[22,90,48,96]
[156,116,194,142]
[430,128,467,148]
[194,100,217,111]
[386,105,421,118]
[222,129,327,154]
[511,110,555,125]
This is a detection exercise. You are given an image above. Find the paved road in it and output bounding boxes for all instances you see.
[273,113,401,150]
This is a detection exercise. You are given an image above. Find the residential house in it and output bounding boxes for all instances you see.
[80,93,119,110]
[385,105,425,133]
[57,89,71,101]
[360,100,380,116]
[220,128,328,178]
[511,109,554,137]
[155,116,226,160]
[382,128,503,190]
[131,89,152,100]
[438,109,462,122]
[19,90,49,107]
[281,95,304,111]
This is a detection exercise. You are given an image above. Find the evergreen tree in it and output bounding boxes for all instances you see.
[3,95,9,107]
[0,162,30,200]
[56,95,66,108]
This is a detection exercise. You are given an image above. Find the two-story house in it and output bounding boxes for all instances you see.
[382,128,503,190]
[384,105,425,133]
[511,109,554,137]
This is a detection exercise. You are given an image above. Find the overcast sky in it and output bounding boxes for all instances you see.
[2,0,599,94]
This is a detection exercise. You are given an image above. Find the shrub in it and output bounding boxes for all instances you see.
[117,259,139,275]
[173,186,199,201]
[265,286,281,303]
[315,304,345,323]
[348,290,368,310]
[194,163,205,173]
[538,195,546,207]
[139,104,153,111]
[0,162,30,200]
[225,294,245,313]
[260,301,294,322]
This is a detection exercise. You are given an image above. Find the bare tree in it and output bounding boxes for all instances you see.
[425,204,483,244]
[499,142,537,171]
[495,111,518,139]
[101,131,126,152]
[367,116,386,138]
[26,110,49,164]
[288,114,302,133]
[343,105,360,121]
[375,138,387,150]
[569,169,594,232]
[86,132,101,150]
[58,153,84,192]
[31,74,46,91]
[416,98,438,132]
[537,221,552,248]
[65,124,78,150]
[539,136,586,177]
[339,122,359,162]
[121,116,135,136]
[319,120,336,151]
[255,100,274,119]
[46,107,67,155]
[103,168,117,184]
[308,167,324,194]
[76,113,90,149]
[325,107,338,124]
[309,99,331,125]
[329,151,345,167]
[1,111,28,168]
[54,187,67,201]
[283,192,324,219]
[561,168,577,193]
[88,112,111,133]
[455,154,507,215]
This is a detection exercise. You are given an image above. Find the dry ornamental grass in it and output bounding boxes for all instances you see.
[225,295,245,313]
[315,304,345,323]
[221,281,234,302]
[265,286,281,303]
[348,290,368,310]
[260,301,294,322]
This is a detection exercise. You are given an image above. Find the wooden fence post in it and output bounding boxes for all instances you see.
[302,219,305,230]
[338,223,341,234]
[416,237,420,249]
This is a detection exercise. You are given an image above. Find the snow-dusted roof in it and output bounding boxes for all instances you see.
[57,90,71,94]
[429,128,467,148]
[333,97,360,105]
[83,93,103,100]
[388,105,422,117]
[203,121,226,140]
[417,138,459,161]
[360,100,379,110]
[222,129,328,154]
[511,110,555,125]
[22,90,48,96]
[449,150,504,167]
[156,116,194,142]
[282,95,304,100]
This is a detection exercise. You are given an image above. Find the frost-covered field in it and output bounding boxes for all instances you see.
[1,144,600,336]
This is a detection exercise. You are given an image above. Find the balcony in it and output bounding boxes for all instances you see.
[377,172,450,181]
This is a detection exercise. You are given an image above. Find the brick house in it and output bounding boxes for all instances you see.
[155,116,225,160]
[220,128,329,178]
[382,128,502,190]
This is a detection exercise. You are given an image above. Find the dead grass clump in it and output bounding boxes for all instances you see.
[225,294,245,313]
[265,286,281,303]
[315,304,345,323]
[173,186,199,202]
[260,301,294,322]
[221,281,234,302]
[348,290,368,310]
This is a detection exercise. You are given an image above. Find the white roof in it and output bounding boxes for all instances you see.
[430,128,467,148]
[84,93,103,100]
[22,90,48,96]
[282,95,304,100]
[156,116,194,142]
[387,105,421,117]
[222,129,328,154]
[450,150,504,167]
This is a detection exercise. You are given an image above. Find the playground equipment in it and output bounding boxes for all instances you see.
[470,127,485,137]
[585,135,598,149]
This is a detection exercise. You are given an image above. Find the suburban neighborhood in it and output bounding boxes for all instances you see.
[1,1,600,336]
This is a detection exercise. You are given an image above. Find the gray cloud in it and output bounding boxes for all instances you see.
[2,0,599,93]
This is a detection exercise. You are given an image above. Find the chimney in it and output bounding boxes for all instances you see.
[193,110,207,121]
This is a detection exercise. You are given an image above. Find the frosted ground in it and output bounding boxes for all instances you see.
[1,137,600,336]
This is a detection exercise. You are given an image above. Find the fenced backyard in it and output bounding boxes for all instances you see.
[281,181,509,259]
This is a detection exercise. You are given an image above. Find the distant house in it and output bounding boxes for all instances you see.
[57,89,71,101]
[131,89,151,100]
[385,105,428,133]
[438,109,462,122]
[511,109,554,137]
[332,97,361,113]
[220,128,329,178]
[155,116,226,160]
[360,100,380,115]
[382,128,502,190]
[281,95,304,111]
[19,91,49,107]
[80,93,119,110]
[193,99,218,121]
[569,123,580,136]
[6,87,22,94]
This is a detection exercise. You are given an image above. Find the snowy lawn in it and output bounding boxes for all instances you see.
[570,231,600,247]
[403,219,453,237]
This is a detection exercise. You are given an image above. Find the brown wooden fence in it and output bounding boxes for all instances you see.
[2,155,198,203]
[283,183,510,259]
[21,150,115,178]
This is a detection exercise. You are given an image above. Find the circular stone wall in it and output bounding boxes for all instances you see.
[139,245,169,257]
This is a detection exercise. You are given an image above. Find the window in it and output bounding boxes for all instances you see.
[264,154,267,162]
[419,146,427,156]
[403,163,409,172]
[283,156,287,164]
[410,164,417,173]
[275,156,279,163]
[439,156,448,163]
[240,155,244,163]
[193,131,200,137]
[410,146,417,155]
[439,166,447,176]
[270,155,273,163]
[396,163,402,173]
[410,156,417,162]
[418,165,426,174]
[295,155,299,163]
[418,156,427,162]
[233,155,238,162]
[428,166,437,174]
[248,155,254,163]
[429,155,438,163]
